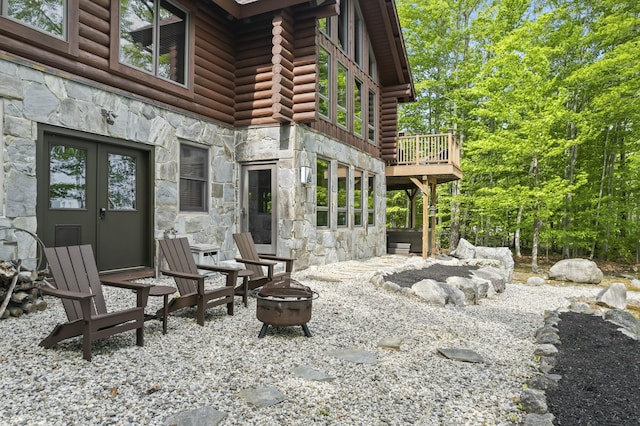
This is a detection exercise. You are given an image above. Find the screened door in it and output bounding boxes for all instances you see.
[240,164,277,254]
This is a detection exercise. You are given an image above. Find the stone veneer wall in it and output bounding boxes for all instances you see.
[0,59,238,264]
[0,59,386,269]
[236,124,387,269]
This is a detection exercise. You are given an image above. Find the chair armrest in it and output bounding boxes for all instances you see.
[100,280,151,307]
[101,280,151,291]
[259,254,295,262]
[160,269,204,280]
[259,254,294,272]
[41,287,95,301]
[234,258,277,267]
[195,264,244,274]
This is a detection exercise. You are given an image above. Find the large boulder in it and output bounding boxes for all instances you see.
[450,238,514,283]
[472,266,507,293]
[548,259,603,284]
[596,283,627,309]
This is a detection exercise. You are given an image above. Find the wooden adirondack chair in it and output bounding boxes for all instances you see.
[233,232,294,290]
[158,238,240,326]
[40,245,151,361]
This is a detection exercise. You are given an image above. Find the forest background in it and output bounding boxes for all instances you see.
[391,0,640,270]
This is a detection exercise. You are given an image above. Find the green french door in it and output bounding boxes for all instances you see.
[37,132,152,271]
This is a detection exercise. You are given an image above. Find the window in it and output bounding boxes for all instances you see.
[368,89,377,144]
[354,169,363,227]
[119,0,188,85]
[317,0,379,145]
[180,144,207,212]
[2,0,65,38]
[337,0,348,52]
[337,164,348,227]
[316,159,330,227]
[367,174,375,225]
[318,48,331,119]
[354,7,364,67]
[368,43,377,81]
[337,62,348,129]
[318,16,330,35]
[354,78,363,137]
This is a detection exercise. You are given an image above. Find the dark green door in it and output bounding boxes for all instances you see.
[37,132,151,271]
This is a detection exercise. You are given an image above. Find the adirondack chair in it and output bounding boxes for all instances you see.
[233,232,294,291]
[40,245,151,361]
[158,238,240,326]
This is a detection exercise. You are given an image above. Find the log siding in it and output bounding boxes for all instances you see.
[0,0,412,156]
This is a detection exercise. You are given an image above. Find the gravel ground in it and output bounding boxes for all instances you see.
[0,256,606,425]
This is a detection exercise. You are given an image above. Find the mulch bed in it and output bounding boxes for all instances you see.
[546,312,640,424]
[384,264,479,287]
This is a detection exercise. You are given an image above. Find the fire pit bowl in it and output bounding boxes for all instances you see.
[251,280,318,338]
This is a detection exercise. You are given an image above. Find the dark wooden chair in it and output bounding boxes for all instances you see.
[40,245,151,362]
[158,238,240,326]
[233,232,294,291]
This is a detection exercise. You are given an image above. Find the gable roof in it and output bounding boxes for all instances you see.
[210,0,415,101]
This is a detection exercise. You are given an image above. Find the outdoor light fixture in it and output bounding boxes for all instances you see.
[428,206,437,217]
[300,166,313,186]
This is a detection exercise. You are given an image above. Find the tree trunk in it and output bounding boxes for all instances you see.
[515,205,523,257]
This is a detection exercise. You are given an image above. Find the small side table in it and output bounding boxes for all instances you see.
[147,285,176,335]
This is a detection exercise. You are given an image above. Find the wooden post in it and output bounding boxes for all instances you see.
[430,180,437,256]
[410,177,430,259]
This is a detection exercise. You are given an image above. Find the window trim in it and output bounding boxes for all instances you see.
[0,0,79,56]
[109,0,195,100]
[179,142,209,213]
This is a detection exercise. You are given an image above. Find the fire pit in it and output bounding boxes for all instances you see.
[252,279,318,338]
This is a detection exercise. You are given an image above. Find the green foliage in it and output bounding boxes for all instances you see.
[396,0,640,262]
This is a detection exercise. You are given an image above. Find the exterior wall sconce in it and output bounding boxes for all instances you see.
[101,108,117,125]
[300,166,313,186]
[428,206,437,217]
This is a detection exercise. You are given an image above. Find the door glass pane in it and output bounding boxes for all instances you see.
[248,169,272,245]
[49,145,86,209]
[108,154,137,210]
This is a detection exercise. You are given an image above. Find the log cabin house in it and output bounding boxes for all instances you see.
[0,0,459,273]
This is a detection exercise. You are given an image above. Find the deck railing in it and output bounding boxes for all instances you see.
[392,133,460,167]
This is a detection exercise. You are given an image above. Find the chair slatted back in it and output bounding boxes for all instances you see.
[158,238,198,295]
[44,245,106,321]
[233,232,265,279]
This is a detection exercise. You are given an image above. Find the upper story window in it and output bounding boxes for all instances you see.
[317,0,380,145]
[2,0,65,38]
[354,78,363,137]
[353,5,364,67]
[368,43,377,81]
[336,62,348,129]
[1,0,65,38]
[180,144,208,212]
[119,0,188,85]
[337,0,348,52]
[368,89,376,144]
[318,48,331,119]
